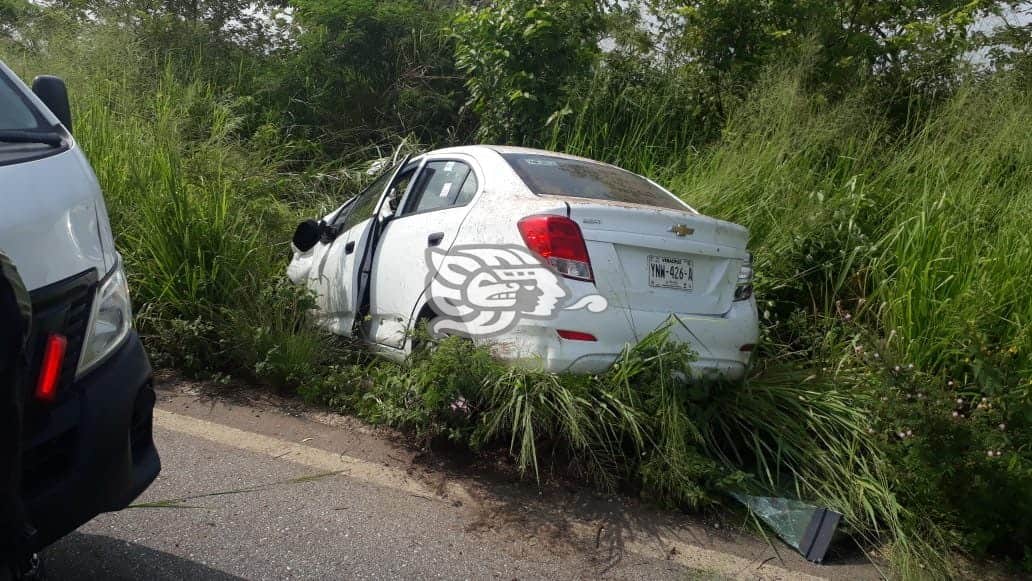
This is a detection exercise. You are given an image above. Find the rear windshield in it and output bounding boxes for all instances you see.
[0,74,42,131]
[502,153,687,211]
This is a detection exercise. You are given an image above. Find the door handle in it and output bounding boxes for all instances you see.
[344,240,356,254]
[427,232,444,247]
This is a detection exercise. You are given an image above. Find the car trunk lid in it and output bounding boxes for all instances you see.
[566,200,748,322]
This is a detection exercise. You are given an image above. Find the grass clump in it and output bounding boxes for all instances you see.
[301,326,947,575]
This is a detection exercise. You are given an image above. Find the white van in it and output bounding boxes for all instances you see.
[0,60,159,550]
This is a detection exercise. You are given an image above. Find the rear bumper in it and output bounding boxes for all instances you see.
[22,331,160,550]
[488,298,759,379]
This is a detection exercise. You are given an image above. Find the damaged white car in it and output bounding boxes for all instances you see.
[287,146,758,379]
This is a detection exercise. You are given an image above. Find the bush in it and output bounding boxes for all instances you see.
[278,0,469,155]
[452,0,603,144]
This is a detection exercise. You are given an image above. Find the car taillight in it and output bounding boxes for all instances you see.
[556,329,597,341]
[36,333,67,403]
[517,215,594,282]
[734,252,753,301]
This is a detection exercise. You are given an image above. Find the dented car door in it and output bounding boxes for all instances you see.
[303,158,409,335]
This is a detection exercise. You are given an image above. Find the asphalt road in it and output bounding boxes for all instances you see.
[41,377,879,580]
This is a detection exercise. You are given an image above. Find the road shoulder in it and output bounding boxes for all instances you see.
[152,374,880,580]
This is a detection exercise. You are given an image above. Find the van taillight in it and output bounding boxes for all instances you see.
[517,215,594,282]
[36,333,67,403]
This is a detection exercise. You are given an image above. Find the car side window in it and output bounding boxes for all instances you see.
[336,169,394,231]
[455,171,478,206]
[402,160,476,215]
[384,166,417,214]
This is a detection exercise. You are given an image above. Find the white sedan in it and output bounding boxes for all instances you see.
[287,146,758,379]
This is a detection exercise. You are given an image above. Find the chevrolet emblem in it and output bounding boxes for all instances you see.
[669,224,694,237]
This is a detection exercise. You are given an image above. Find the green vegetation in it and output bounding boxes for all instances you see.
[3,0,1030,575]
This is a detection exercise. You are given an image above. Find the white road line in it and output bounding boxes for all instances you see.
[154,408,825,581]
[153,408,474,503]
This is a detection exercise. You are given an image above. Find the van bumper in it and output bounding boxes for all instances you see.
[22,331,160,550]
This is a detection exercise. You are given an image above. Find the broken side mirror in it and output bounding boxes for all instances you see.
[730,492,842,563]
[292,219,321,252]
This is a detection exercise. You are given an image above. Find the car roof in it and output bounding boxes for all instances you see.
[422,145,696,213]
[426,145,615,167]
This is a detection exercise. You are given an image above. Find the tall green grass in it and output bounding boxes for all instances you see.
[676,73,1032,379]
[549,62,1032,571]
[5,26,338,384]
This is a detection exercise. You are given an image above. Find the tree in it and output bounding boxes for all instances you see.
[0,0,34,39]
[975,4,1032,79]
[32,1,292,57]
[452,0,604,144]
[643,0,1026,103]
[278,0,468,152]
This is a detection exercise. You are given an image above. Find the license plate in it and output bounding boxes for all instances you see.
[648,255,693,290]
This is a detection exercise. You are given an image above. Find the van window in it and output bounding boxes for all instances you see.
[0,76,42,131]
[502,153,687,212]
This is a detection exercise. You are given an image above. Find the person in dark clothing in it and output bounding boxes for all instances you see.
[0,251,38,580]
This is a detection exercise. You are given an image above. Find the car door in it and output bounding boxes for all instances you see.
[368,157,482,348]
[307,158,410,335]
